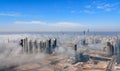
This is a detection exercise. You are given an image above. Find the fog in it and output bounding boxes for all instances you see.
[0,34,108,69]
[0,42,48,69]
[0,34,74,69]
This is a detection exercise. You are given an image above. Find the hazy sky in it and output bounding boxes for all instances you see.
[0,0,120,32]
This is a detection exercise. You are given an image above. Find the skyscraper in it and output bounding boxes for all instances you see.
[28,40,33,53]
[74,44,79,63]
[23,38,28,53]
[46,39,51,54]
[34,40,38,53]
[116,36,120,64]
[20,39,23,47]
[52,38,57,49]
[105,42,114,57]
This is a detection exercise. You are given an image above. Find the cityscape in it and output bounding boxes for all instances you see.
[0,32,120,71]
[0,0,120,71]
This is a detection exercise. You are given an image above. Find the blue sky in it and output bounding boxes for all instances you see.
[0,0,120,32]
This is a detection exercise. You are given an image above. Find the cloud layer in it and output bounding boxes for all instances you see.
[13,21,85,32]
[0,20,117,32]
[80,0,120,14]
[15,21,47,25]
[0,13,20,16]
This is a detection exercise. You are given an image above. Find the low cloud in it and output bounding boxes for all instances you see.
[15,21,47,25]
[12,21,86,32]
[83,10,95,14]
[2,20,120,32]
[85,5,92,9]
[0,13,20,16]
[51,22,81,27]
[15,21,81,27]
[15,21,83,27]
[96,3,118,12]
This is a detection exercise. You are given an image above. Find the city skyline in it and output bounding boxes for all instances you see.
[0,0,120,32]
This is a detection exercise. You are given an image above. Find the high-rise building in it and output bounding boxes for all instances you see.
[20,38,57,54]
[36,40,40,53]
[106,42,112,56]
[52,38,57,49]
[74,44,77,51]
[40,41,43,52]
[82,31,88,46]
[28,40,33,53]
[20,39,23,47]
[114,44,117,55]
[46,39,51,54]
[39,40,46,52]
[43,41,46,48]
[116,36,120,64]
[106,42,114,56]
[34,40,38,49]
[74,44,80,64]
[23,38,28,53]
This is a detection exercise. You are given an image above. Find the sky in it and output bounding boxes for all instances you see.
[0,0,120,32]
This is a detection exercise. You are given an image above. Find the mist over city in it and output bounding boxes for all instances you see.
[0,0,120,71]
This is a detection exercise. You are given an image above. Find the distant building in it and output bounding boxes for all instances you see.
[83,39,87,45]
[82,30,88,46]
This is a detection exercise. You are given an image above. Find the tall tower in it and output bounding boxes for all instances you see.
[46,39,51,54]
[116,36,120,64]
[106,42,112,56]
[28,40,33,53]
[33,40,38,53]
[74,44,77,51]
[43,41,46,51]
[37,40,40,53]
[52,38,57,49]
[83,30,85,35]
[87,29,90,36]
[83,31,87,45]
[32,40,35,53]
[74,44,79,63]
[20,39,23,47]
[23,38,28,53]
[106,42,114,56]
[39,40,43,52]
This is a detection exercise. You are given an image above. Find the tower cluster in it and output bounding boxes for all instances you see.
[19,38,57,54]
